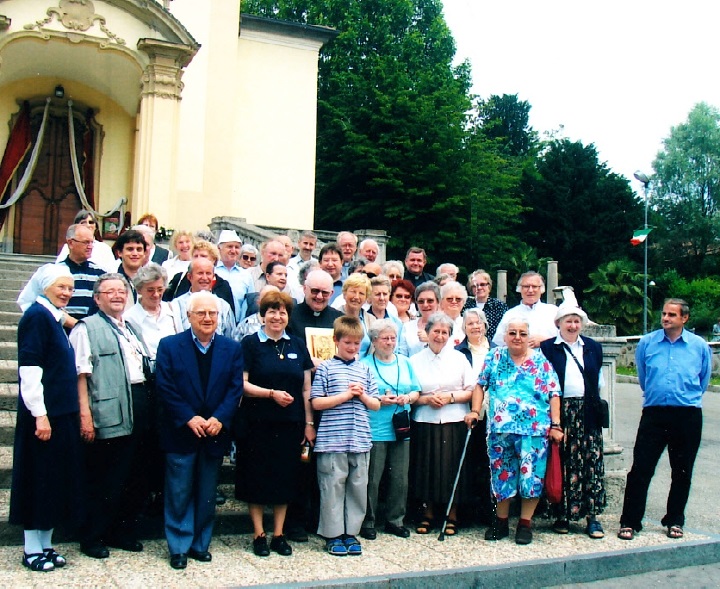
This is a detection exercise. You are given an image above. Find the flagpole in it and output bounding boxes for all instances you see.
[634,171,650,334]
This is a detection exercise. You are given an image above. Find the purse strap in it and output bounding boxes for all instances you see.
[561,342,584,375]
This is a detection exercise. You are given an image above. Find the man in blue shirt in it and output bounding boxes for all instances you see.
[618,298,711,541]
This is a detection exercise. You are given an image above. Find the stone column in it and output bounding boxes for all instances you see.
[546,260,558,303]
[133,39,196,225]
[496,270,507,303]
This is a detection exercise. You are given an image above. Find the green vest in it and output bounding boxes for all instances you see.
[82,313,134,439]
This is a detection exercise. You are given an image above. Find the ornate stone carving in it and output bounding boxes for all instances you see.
[0,15,11,31]
[140,64,184,100]
[24,0,125,45]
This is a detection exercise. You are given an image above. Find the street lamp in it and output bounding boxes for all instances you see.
[634,170,650,334]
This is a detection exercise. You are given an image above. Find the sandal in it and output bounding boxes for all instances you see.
[325,537,347,556]
[667,525,684,539]
[617,527,635,541]
[443,520,458,536]
[22,552,55,572]
[43,548,66,567]
[416,519,432,534]
[586,519,605,539]
[552,519,570,534]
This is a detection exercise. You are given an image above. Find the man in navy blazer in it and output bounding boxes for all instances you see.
[155,291,243,569]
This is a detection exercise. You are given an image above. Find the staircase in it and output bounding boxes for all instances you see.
[0,253,248,546]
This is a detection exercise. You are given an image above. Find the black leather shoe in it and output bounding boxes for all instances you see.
[253,535,270,557]
[170,554,187,569]
[384,522,410,538]
[187,548,212,562]
[285,526,308,542]
[270,535,292,556]
[515,524,533,545]
[80,542,109,559]
[360,527,377,540]
[105,538,144,552]
[485,518,510,541]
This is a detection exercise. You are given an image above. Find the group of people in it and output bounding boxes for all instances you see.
[11,214,711,571]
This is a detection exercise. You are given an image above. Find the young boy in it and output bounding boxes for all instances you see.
[310,316,380,556]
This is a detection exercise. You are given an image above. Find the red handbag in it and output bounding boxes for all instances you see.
[545,441,563,504]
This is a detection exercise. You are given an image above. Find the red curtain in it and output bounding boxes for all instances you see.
[0,102,32,230]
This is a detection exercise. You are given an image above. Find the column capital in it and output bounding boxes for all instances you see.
[137,39,197,100]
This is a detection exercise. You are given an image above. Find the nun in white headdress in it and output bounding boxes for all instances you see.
[9,264,84,571]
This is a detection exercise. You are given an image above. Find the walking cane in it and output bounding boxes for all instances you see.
[438,425,474,541]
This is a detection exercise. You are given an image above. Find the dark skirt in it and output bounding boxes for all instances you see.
[552,398,606,520]
[9,410,84,530]
[235,420,304,505]
[409,420,470,505]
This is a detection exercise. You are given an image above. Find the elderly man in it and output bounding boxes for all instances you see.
[170,258,235,337]
[285,269,343,542]
[403,247,433,288]
[318,243,344,302]
[250,239,286,291]
[492,271,558,348]
[156,292,243,569]
[214,230,254,323]
[18,223,105,325]
[463,269,508,341]
[358,238,379,263]
[288,231,317,273]
[69,273,153,559]
[618,299,711,542]
[337,231,357,280]
[436,262,459,282]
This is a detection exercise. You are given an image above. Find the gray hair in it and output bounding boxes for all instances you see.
[370,275,392,290]
[240,243,258,255]
[73,210,98,225]
[187,291,222,313]
[415,281,440,303]
[516,271,545,293]
[440,280,468,303]
[502,314,530,335]
[298,259,320,285]
[425,311,455,334]
[436,263,459,277]
[367,318,398,341]
[133,262,168,291]
[463,308,488,332]
[382,260,404,277]
[93,273,131,296]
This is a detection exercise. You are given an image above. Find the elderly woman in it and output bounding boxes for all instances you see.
[466,316,563,545]
[124,263,178,358]
[332,273,375,355]
[368,276,408,355]
[162,230,194,279]
[405,281,440,356]
[359,320,421,540]
[439,281,468,347]
[235,291,315,557]
[56,210,117,272]
[382,260,404,283]
[239,244,258,269]
[455,309,493,380]
[463,270,508,342]
[390,279,416,323]
[540,303,606,539]
[409,312,475,536]
[10,265,82,571]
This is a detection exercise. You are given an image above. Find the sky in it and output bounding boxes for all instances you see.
[441,0,720,191]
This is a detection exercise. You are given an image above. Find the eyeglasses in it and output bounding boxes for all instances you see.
[241,255,256,262]
[473,282,490,288]
[363,272,377,278]
[98,289,126,296]
[143,287,165,295]
[444,297,464,303]
[507,330,529,337]
[393,293,412,300]
[189,310,219,317]
[309,288,333,298]
[70,238,94,246]
[377,336,397,342]
[416,298,436,305]
[520,284,542,290]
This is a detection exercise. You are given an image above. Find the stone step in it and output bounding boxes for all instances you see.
[0,361,17,384]
[0,279,29,291]
[0,343,16,361]
[0,290,21,303]
[0,311,21,325]
[0,327,16,343]
[0,301,19,313]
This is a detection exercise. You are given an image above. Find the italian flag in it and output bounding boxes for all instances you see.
[630,229,652,246]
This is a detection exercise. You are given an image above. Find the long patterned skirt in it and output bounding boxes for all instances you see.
[552,398,606,521]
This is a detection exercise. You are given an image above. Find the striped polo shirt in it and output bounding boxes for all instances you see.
[311,357,379,454]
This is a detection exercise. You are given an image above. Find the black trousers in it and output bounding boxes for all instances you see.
[620,405,702,531]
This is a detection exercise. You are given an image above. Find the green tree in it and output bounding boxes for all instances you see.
[476,94,538,158]
[520,139,642,292]
[651,102,720,275]
[584,259,646,336]
[242,0,525,269]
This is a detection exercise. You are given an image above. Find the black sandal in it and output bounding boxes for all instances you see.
[416,519,432,534]
[44,548,66,567]
[22,552,54,572]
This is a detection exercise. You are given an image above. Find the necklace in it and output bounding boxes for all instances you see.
[273,339,286,360]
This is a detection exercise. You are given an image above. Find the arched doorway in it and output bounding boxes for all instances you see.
[12,104,97,255]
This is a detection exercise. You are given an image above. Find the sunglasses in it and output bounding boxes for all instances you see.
[241,255,256,261]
